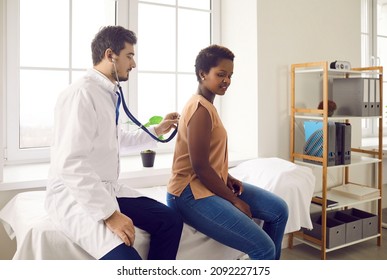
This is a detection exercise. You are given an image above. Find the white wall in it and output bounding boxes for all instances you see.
[221,0,361,159]
[220,0,259,158]
[0,0,364,260]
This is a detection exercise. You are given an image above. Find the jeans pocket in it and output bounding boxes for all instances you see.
[166,193,177,208]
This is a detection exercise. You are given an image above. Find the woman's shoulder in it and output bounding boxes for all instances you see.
[182,95,209,116]
[185,95,214,111]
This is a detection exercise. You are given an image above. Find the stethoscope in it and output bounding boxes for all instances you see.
[112,59,178,143]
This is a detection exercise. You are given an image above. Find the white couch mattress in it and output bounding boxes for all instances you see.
[0,157,315,260]
[0,189,245,260]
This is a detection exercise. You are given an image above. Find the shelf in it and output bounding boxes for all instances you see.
[294,154,381,170]
[293,232,381,252]
[294,67,382,78]
[294,114,382,121]
[313,187,381,211]
[290,61,383,259]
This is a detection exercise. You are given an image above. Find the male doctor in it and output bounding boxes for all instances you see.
[45,26,183,260]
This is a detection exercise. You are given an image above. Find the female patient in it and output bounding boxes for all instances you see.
[167,45,288,260]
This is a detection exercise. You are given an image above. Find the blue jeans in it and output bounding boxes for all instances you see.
[167,183,288,260]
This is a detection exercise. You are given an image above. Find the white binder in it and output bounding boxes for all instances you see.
[363,78,370,116]
[375,78,381,116]
[369,78,375,116]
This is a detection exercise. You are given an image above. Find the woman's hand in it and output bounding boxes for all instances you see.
[227,174,243,196]
[104,210,135,246]
[227,175,251,217]
[154,112,180,136]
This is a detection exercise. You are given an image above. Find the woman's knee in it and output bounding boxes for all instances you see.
[248,240,276,260]
[278,198,289,221]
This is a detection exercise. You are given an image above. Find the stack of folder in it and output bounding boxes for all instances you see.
[335,122,351,165]
[333,78,381,117]
[303,121,351,166]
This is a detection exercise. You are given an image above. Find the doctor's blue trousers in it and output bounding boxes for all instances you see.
[100,197,183,260]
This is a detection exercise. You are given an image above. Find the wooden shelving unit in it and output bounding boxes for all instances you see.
[289,61,383,259]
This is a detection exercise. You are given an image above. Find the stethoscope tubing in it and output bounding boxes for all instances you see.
[112,60,177,143]
[116,83,178,143]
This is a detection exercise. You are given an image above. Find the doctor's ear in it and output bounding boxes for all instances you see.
[106,49,116,63]
[108,54,115,63]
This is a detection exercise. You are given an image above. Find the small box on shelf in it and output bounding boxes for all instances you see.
[328,211,362,243]
[340,208,378,238]
[303,212,346,248]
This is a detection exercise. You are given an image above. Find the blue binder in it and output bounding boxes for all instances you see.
[303,121,336,166]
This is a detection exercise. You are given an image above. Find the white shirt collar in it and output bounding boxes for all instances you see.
[87,68,118,94]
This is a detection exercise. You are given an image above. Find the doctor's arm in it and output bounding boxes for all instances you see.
[119,112,179,152]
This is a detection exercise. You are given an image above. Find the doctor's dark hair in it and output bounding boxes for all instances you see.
[195,45,235,82]
[91,26,137,65]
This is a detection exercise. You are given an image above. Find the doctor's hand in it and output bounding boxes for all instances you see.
[154,112,180,137]
[104,210,135,246]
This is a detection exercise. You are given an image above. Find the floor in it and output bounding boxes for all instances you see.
[281,227,387,260]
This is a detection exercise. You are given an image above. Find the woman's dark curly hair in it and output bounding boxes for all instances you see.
[195,45,235,82]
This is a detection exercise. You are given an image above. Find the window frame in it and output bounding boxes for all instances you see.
[125,0,220,153]
[361,0,387,138]
[2,0,220,164]
[5,0,117,163]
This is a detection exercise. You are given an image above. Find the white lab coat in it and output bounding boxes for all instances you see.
[45,69,157,259]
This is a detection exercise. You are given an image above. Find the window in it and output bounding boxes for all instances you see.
[126,0,217,154]
[3,0,218,163]
[5,0,116,162]
[136,0,213,122]
[361,0,387,137]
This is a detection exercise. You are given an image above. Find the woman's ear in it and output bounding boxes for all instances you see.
[199,71,205,80]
